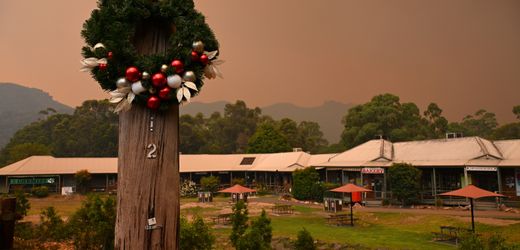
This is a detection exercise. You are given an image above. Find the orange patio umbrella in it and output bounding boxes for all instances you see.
[438,185,505,232]
[330,183,372,226]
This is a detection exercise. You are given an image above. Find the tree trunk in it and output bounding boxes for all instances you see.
[0,198,16,250]
[115,14,179,249]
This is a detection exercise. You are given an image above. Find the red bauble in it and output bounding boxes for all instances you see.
[159,87,171,99]
[147,96,161,109]
[170,60,184,74]
[125,66,140,82]
[200,54,209,65]
[107,51,113,59]
[151,73,166,88]
[191,51,200,62]
[98,63,107,71]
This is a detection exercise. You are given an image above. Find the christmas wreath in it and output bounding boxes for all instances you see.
[80,0,222,112]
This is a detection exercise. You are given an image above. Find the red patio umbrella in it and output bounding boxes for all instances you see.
[438,185,504,232]
[330,183,372,226]
[218,184,256,194]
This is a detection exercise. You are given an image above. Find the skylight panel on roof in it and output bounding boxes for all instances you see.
[240,157,255,165]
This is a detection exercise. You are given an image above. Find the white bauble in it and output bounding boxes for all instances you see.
[131,81,146,94]
[167,75,182,88]
[116,78,128,88]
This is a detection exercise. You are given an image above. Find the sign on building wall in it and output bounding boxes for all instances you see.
[465,167,497,172]
[9,177,55,185]
[361,168,385,174]
[516,169,520,197]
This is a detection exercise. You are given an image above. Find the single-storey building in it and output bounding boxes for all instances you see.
[0,136,518,205]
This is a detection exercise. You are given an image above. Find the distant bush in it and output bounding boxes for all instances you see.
[31,186,49,198]
[180,179,198,197]
[68,194,116,250]
[294,228,316,250]
[200,176,220,193]
[458,233,520,250]
[292,167,324,202]
[180,216,215,250]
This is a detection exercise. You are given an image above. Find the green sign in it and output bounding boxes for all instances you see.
[9,177,55,185]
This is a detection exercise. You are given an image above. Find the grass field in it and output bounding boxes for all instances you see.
[23,195,520,249]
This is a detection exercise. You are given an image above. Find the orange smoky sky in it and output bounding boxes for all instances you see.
[1,0,519,122]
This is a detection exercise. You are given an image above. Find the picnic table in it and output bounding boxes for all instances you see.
[271,204,294,215]
[212,213,232,225]
[326,213,356,226]
[432,226,473,245]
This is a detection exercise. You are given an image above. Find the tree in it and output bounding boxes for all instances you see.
[247,123,291,153]
[513,105,520,120]
[296,121,328,153]
[277,118,299,148]
[493,123,520,140]
[13,190,30,219]
[236,209,272,250]
[180,216,215,250]
[75,170,92,194]
[424,103,448,138]
[4,143,51,165]
[68,195,116,250]
[387,163,421,206]
[294,228,316,250]
[449,109,498,138]
[200,176,220,193]
[230,201,249,248]
[341,94,430,149]
[37,207,67,241]
[292,167,323,202]
[180,113,209,154]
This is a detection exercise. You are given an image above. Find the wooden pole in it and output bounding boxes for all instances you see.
[470,198,475,232]
[350,193,354,227]
[115,17,179,250]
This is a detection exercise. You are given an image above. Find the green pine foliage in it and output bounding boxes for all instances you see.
[14,191,30,218]
[294,228,317,250]
[236,209,273,250]
[387,163,421,206]
[36,207,67,242]
[292,167,324,202]
[180,216,215,250]
[230,201,249,248]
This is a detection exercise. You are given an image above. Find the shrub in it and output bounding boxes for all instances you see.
[230,200,249,248]
[68,194,116,250]
[387,163,421,206]
[294,228,316,250]
[200,176,220,193]
[75,169,92,194]
[458,232,484,250]
[180,216,215,250]
[180,179,198,197]
[14,190,30,218]
[37,207,68,241]
[292,167,324,202]
[435,198,444,207]
[237,209,273,250]
[31,186,49,198]
[232,178,246,186]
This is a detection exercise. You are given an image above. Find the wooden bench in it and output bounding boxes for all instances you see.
[212,213,232,225]
[326,213,357,226]
[271,204,294,215]
[432,226,473,245]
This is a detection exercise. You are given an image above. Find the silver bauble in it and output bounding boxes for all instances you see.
[116,78,128,88]
[167,74,182,88]
[142,72,150,80]
[192,41,204,53]
[183,71,196,82]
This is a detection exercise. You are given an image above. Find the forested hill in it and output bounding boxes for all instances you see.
[181,101,353,143]
[0,83,73,147]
